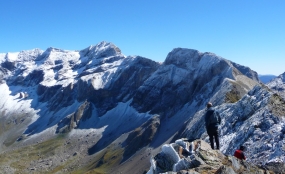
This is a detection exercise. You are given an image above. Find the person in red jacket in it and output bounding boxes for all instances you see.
[234,145,246,160]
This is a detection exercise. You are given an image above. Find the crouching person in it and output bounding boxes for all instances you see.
[172,139,205,172]
[174,138,194,158]
[234,145,246,160]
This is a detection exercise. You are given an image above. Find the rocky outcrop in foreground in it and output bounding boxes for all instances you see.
[147,139,284,174]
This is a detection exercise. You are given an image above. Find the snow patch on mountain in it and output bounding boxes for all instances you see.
[5,52,19,62]
[0,83,38,118]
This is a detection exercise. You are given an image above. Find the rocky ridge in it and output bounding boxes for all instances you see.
[267,72,285,100]
[147,139,284,174]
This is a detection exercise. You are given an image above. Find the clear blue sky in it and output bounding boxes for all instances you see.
[1,1,284,75]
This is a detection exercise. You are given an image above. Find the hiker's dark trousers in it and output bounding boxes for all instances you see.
[206,125,219,150]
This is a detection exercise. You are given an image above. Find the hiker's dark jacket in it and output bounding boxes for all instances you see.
[204,107,221,130]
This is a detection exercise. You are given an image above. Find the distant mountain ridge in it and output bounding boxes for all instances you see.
[258,74,277,83]
[0,41,285,173]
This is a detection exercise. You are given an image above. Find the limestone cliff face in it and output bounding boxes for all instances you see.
[123,115,160,160]
[76,56,159,116]
[131,48,258,119]
[56,100,93,133]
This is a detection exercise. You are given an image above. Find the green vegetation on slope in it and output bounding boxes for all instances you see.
[0,134,66,173]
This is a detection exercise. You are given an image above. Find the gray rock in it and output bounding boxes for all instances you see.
[216,165,236,174]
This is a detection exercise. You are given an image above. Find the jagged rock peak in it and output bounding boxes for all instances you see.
[45,47,67,53]
[164,48,202,66]
[80,41,123,59]
[163,48,228,71]
[17,49,44,61]
[164,47,259,83]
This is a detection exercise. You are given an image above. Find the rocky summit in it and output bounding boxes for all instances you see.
[0,41,284,173]
[147,139,284,174]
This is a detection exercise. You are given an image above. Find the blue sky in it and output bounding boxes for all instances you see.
[0,1,284,75]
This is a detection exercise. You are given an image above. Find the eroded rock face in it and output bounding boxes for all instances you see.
[231,62,259,82]
[131,48,258,119]
[76,56,159,116]
[1,60,16,71]
[56,101,93,133]
[37,84,62,103]
[23,70,45,86]
[0,67,8,83]
[47,83,76,111]
[267,72,285,100]
[123,115,160,159]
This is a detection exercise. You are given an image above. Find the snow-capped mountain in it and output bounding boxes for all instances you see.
[0,41,284,173]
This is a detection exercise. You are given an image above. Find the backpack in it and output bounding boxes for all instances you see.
[205,109,220,127]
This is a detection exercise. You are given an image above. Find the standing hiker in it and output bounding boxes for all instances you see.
[234,145,246,160]
[204,102,221,150]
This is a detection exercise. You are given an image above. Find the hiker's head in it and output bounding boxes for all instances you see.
[240,145,245,151]
[207,102,212,108]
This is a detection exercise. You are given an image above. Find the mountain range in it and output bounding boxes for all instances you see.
[0,41,285,174]
[258,75,277,84]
